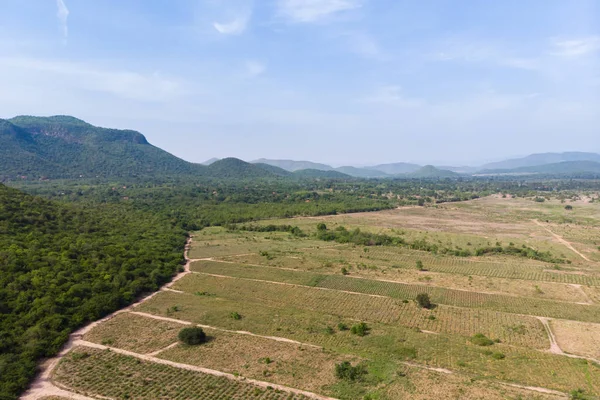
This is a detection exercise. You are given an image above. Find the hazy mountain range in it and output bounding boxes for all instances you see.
[2,116,600,180]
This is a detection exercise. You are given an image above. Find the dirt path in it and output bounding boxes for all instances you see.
[72,340,338,400]
[532,219,591,262]
[537,317,563,354]
[21,237,197,400]
[130,311,323,349]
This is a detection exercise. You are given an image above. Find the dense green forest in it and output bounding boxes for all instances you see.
[0,184,187,399]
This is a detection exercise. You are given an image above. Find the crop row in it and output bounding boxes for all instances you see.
[172,274,549,349]
[54,347,310,400]
[193,261,600,323]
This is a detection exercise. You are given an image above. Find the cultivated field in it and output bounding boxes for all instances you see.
[37,195,600,399]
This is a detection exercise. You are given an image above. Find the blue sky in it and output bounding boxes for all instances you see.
[0,0,599,166]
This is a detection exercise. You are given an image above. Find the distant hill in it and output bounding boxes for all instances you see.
[479,161,600,176]
[368,162,421,175]
[206,158,278,178]
[480,152,600,171]
[334,166,389,178]
[293,169,351,178]
[201,158,220,165]
[251,159,334,172]
[0,115,206,179]
[254,163,293,176]
[404,165,460,178]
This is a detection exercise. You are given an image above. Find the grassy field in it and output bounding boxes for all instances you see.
[54,195,600,399]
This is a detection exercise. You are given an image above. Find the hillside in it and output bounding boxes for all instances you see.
[334,166,389,178]
[0,116,206,179]
[207,158,280,178]
[251,158,334,172]
[253,163,293,176]
[368,162,421,175]
[480,152,600,170]
[404,165,460,178]
[0,183,187,399]
[480,161,600,176]
[293,169,351,178]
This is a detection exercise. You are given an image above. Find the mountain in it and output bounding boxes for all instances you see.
[368,162,421,175]
[480,152,600,171]
[201,158,220,165]
[404,165,461,178]
[251,158,334,172]
[253,163,293,176]
[0,116,206,179]
[334,166,389,178]
[206,158,279,178]
[479,161,600,176]
[293,169,351,178]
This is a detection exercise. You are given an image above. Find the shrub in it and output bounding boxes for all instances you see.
[230,311,242,320]
[178,327,207,345]
[570,389,590,400]
[335,361,367,381]
[317,223,327,231]
[491,352,505,360]
[351,322,370,337]
[565,205,573,210]
[470,333,494,346]
[341,267,349,275]
[416,260,424,271]
[337,323,349,331]
[416,293,432,309]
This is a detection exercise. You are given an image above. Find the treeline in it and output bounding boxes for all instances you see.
[315,225,567,263]
[0,184,187,399]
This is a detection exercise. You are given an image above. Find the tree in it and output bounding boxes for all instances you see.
[178,327,207,345]
[350,322,370,336]
[416,293,432,309]
[317,223,327,231]
[335,361,367,381]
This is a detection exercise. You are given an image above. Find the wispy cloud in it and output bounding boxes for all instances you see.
[277,0,361,23]
[213,14,251,35]
[56,0,69,42]
[363,86,422,107]
[245,60,266,77]
[550,36,600,57]
[0,57,184,102]
[342,32,384,59]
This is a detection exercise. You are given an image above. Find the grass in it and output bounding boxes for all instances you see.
[188,262,600,323]
[54,346,311,400]
[83,312,181,354]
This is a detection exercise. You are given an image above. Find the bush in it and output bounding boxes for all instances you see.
[570,388,591,400]
[416,260,424,271]
[416,293,432,309]
[491,352,505,360]
[337,323,349,331]
[565,205,573,210]
[230,311,242,320]
[178,327,207,345]
[470,333,494,346]
[351,322,370,337]
[335,361,367,381]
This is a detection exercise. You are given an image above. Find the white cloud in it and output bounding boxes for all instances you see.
[363,86,422,107]
[56,0,69,41]
[0,57,184,102]
[550,36,600,57]
[245,60,266,77]
[213,14,250,35]
[277,0,361,23]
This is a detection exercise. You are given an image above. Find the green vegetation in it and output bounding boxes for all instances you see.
[416,293,432,309]
[470,333,495,347]
[178,327,207,345]
[335,362,367,381]
[0,184,186,399]
[350,322,370,337]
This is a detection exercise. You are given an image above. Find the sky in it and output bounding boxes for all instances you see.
[0,0,599,166]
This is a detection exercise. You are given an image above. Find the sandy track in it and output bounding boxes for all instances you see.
[129,311,323,349]
[532,219,591,262]
[73,340,338,400]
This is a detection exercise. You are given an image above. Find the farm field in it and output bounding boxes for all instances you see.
[40,195,600,399]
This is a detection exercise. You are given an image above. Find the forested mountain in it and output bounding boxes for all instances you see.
[404,165,461,178]
[480,152,600,171]
[0,116,207,180]
[251,158,334,172]
[334,166,389,178]
[480,161,600,175]
[0,183,187,399]
[367,162,421,175]
[206,158,281,178]
[293,169,351,178]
